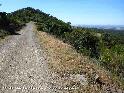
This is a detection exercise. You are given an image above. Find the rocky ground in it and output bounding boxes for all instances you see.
[0,22,124,93]
[0,23,67,93]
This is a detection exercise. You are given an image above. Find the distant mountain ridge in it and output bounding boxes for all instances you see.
[75,24,124,30]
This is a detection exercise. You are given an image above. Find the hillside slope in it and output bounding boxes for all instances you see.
[35,24,124,93]
[0,7,124,92]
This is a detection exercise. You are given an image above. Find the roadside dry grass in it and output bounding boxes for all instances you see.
[34,28,124,92]
[0,36,9,45]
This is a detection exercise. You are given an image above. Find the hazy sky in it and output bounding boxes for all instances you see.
[0,0,124,25]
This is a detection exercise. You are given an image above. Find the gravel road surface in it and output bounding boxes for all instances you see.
[0,23,63,93]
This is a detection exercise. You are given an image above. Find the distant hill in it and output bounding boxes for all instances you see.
[75,25,124,31]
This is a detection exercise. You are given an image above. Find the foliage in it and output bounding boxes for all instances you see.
[1,7,124,80]
[0,12,24,38]
[64,29,100,58]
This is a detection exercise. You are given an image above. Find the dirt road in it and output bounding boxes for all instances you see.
[0,22,124,93]
[0,23,63,93]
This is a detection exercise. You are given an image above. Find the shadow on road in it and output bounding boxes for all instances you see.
[11,32,21,35]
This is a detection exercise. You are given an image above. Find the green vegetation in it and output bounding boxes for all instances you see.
[1,7,124,82]
[0,12,24,39]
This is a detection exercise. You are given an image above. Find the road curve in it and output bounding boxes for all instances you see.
[0,23,62,93]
